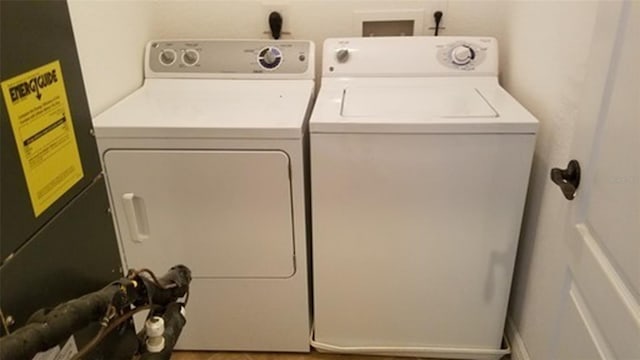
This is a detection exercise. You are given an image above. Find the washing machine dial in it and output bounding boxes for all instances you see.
[336,48,350,63]
[451,45,475,65]
[159,49,177,66]
[258,47,282,70]
[182,49,199,66]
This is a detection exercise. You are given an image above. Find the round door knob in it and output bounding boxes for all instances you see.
[451,45,474,65]
[182,49,199,66]
[336,48,349,63]
[159,49,176,66]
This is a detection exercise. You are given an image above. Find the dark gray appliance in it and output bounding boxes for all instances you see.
[0,0,122,334]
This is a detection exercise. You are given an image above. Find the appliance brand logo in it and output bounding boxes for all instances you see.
[8,69,58,102]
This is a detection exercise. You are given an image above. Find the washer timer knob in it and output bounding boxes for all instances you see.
[182,49,199,66]
[451,45,475,65]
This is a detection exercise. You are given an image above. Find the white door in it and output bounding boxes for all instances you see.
[549,1,639,359]
[104,149,295,279]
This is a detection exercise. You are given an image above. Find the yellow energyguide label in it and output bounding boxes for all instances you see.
[1,60,84,217]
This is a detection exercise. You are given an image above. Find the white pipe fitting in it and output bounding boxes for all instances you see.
[145,316,165,353]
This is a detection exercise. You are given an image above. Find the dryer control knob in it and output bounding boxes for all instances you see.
[451,45,474,65]
[182,49,199,66]
[159,49,176,66]
[258,47,282,69]
[263,48,279,65]
[336,48,350,63]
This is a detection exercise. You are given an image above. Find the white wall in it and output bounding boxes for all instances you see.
[69,0,507,117]
[69,1,603,357]
[68,0,155,116]
[499,1,599,358]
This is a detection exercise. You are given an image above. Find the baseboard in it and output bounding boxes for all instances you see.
[505,317,531,360]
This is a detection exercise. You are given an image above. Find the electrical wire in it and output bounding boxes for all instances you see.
[184,290,190,306]
[70,305,155,360]
[433,11,443,36]
[133,267,189,305]
[71,267,189,359]
[133,268,176,289]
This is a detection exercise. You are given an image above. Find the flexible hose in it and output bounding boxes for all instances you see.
[71,305,154,360]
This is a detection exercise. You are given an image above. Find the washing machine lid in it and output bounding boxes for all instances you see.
[310,78,538,134]
[342,86,497,118]
[93,79,314,139]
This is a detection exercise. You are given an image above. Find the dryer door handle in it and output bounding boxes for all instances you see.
[122,193,150,243]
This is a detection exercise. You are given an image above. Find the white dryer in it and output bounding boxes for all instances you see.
[310,37,537,359]
[93,39,314,351]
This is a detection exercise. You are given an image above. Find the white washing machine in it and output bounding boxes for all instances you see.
[93,39,314,351]
[310,37,537,359]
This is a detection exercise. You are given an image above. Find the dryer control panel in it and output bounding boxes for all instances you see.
[146,40,314,79]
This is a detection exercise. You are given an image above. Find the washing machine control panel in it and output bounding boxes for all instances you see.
[147,40,312,78]
[437,41,488,71]
[323,37,497,77]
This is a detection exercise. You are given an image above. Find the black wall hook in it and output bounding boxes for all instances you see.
[551,159,581,200]
[269,11,283,40]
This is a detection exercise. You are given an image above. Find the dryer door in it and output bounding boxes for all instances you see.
[104,150,295,279]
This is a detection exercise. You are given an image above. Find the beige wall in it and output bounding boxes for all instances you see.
[68,0,155,116]
[499,1,599,358]
[69,0,507,116]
